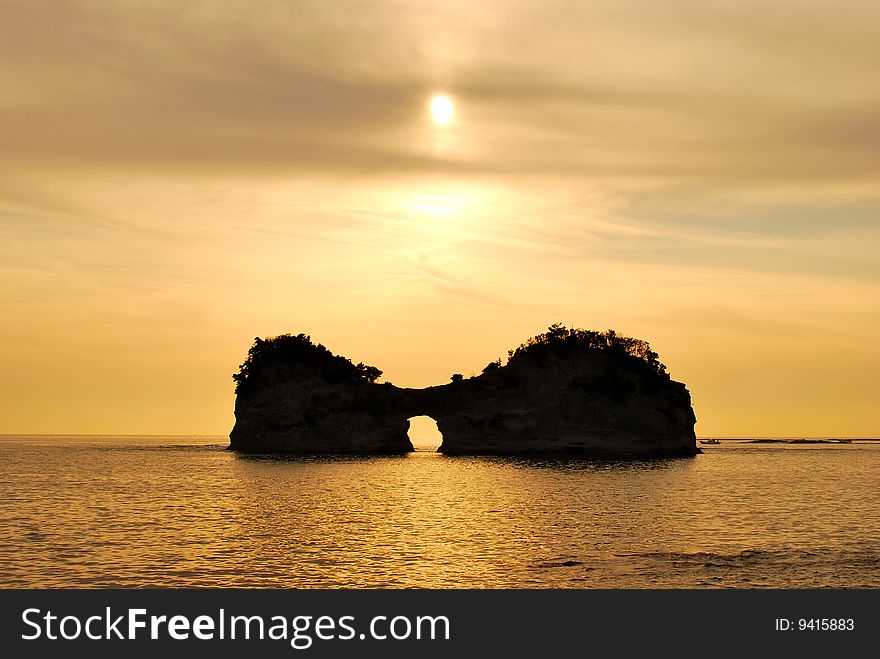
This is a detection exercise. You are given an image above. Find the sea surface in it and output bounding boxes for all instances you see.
[1,434,878,588]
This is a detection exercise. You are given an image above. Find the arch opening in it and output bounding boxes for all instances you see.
[407,415,443,452]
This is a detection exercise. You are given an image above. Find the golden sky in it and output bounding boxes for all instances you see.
[1,0,878,436]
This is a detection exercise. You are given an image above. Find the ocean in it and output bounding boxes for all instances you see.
[1,435,878,588]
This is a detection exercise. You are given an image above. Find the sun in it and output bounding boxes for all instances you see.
[429,95,454,124]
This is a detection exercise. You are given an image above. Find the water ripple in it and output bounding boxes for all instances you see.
[0,436,878,588]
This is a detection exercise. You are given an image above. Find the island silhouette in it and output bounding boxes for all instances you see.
[229,323,697,456]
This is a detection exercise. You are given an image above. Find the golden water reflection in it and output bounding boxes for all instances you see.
[1,436,878,588]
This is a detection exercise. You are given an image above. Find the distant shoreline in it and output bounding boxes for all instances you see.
[0,433,228,438]
[697,437,880,443]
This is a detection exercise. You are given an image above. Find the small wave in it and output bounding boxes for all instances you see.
[531,560,587,569]
[615,548,880,570]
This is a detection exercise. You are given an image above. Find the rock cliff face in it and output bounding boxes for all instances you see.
[229,326,698,456]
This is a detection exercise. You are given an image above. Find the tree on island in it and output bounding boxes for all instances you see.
[504,323,668,377]
[233,334,382,395]
[232,324,669,397]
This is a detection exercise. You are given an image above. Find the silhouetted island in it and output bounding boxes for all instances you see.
[229,324,698,456]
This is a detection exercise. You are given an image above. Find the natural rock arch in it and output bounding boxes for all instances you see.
[229,325,698,457]
[407,416,443,451]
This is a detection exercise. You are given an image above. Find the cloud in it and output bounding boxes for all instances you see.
[1,0,878,182]
[1,0,879,434]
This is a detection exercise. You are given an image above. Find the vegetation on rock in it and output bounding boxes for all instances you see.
[233,324,669,398]
[233,334,382,395]
[504,323,668,376]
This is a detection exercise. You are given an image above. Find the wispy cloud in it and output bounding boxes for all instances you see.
[1,0,878,434]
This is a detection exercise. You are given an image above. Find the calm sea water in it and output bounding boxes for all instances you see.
[1,434,878,588]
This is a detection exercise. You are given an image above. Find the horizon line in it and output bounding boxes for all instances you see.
[2,433,880,441]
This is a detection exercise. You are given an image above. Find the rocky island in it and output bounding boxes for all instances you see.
[229,324,698,456]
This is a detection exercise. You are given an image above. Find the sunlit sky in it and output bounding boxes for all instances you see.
[1,0,878,436]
